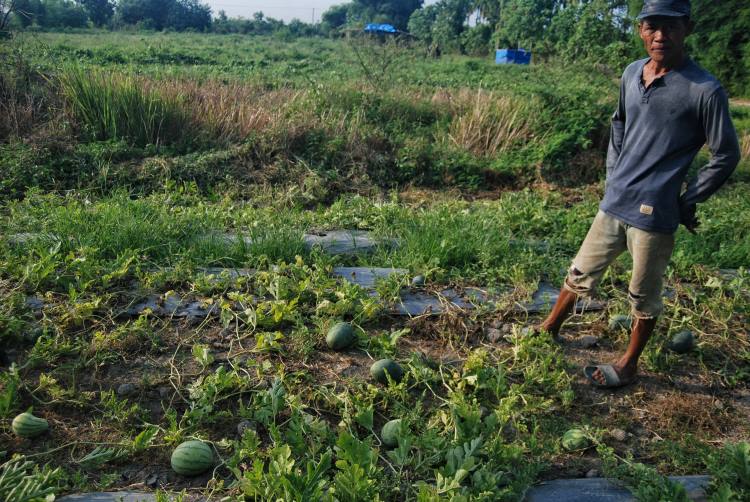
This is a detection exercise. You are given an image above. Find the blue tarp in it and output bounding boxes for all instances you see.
[495,49,531,65]
[364,23,398,34]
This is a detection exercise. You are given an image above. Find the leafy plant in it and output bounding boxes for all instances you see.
[599,444,690,502]
[77,446,129,469]
[236,445,333,501]
[333,431,382,501]
[0,456,60,502]
[0,364,20,418]
[707,442,750,500]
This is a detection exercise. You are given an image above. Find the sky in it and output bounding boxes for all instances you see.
[205,1,439,24]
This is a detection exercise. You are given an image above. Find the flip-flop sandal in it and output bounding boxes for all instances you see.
[583,364,636,389]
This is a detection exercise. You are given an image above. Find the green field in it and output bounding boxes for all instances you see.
[1,32,749,500]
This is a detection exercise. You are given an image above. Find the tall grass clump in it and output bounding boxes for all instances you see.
[446,90,535,158]
[58,66,193,148]
[0,45,55,140]
[741,133,749,162]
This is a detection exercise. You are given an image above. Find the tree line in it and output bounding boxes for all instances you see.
[2,0,748,95]
[3,0,211,31]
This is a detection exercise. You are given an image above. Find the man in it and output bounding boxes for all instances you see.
[535,0,741,388]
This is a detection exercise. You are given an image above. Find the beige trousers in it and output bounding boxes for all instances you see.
[564,210,675,319]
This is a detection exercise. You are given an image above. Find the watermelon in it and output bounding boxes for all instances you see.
[11,412,49,438]
[370,359,404,385]
[170,440,214,476]
[608,314,632,332]
[381,419,402,448]
[326,322,355,351]
[411,275,425,287]
[667,330,695,354]
[561,428,589,451]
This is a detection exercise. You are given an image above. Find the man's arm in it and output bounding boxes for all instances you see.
[606,77,627,179]
[680,87,741,208]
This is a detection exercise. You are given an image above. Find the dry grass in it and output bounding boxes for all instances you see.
[444,89,535,157]
[741,133,750,162]
[168,81,307,142]
[645,392,735,436]
[0,60,55,140]
[0,85,40,138]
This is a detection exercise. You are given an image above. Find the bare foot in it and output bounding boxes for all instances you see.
[539,322,563,341]
[591,358,637,386]
[522,324,563,342]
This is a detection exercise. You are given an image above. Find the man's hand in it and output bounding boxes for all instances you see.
[679,203,700,234]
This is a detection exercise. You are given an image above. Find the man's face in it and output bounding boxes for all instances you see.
[639,16,693,64]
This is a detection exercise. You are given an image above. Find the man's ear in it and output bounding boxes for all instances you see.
[637,21,647,41]
[685,18,695,36]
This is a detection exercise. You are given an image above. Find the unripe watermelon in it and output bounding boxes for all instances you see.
[171,440,214,476]
[667,330,695,354]
[561,428,589,451]
[326,322,355,351]
[411,275,425,287]
[12,412,49,438]
[608,314,632,331]
[370,359,404,385]
[381,419,402,448]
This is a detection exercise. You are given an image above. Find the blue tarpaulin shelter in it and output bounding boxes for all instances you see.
[364,23,398,34]
[495,49,531,65]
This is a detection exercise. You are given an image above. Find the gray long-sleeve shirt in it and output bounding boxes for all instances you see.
[601,57,741,234]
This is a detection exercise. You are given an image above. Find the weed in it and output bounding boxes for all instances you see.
[0,456,61,502]
[706,442,750,499]
[599,443,691,502]
[0,364,20,418]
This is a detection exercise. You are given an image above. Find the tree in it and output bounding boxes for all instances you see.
[461,23,493,55]
[41,0,87,28]
[407,3,438,41]
[493,0,558,50]
[115,0,211,31]
[350,0,423,30]
[550,0,632,65]
[167,0,211,31]
[688,0,750,96]
[116,0,172,30]
[8,0,44,28]
[473,0,502,26]
[1,0,19,30]
[409,0,478,52]
[81,0,113,27]
[321,3,349,32]
[426,0,472,52]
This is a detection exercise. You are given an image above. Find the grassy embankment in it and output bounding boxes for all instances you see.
[0,32,748,500]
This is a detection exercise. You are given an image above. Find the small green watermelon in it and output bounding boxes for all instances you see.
[411,275,425,287]
[326,322,355,351]
[171,440,214,476]
[667,330,695,354]
[370,359,404,385]
[608,314,632,331]
[11,412,49,438]
[381,419,402,448]
[561,428,590,451]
